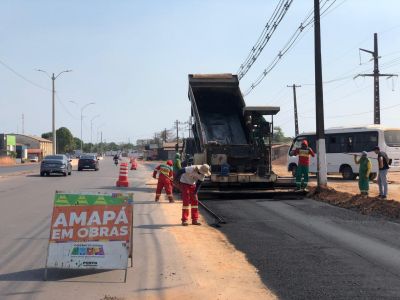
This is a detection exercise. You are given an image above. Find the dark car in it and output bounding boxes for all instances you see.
[40,155,72,176]
[78,154,99,171]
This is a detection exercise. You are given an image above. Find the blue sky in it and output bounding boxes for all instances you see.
[1,0,400,143]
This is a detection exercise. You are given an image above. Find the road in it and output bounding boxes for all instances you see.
[203,197,400,299]
[0,164,39,175]
[3,158,400,299]
[0,159,195,300]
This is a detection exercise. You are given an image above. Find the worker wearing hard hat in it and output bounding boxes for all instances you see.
[175,164,211,226]
[290,140,315,191]
[153,160,174,202]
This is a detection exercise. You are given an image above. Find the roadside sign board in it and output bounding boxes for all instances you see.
[44,192,133,280]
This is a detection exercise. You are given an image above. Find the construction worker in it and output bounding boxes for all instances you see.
[291,140,315,191]
[354,151,372,197]
[175,164,211,226]
[173,153,182,178]
[153,160,174,203]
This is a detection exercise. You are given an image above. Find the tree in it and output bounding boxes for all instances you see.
[42,127,75,153]
[273,126,292,143]
[73,137,82,150]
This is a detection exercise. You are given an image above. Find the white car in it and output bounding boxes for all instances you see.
[28,155,39,162]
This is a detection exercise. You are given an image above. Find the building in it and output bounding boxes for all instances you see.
[158,142,183,160]
[0,134,16,156]
[12,134,53,159]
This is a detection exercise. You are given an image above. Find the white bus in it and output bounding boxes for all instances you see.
[287,125,400,180]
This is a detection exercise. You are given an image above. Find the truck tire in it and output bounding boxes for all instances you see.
[341,165,354,180]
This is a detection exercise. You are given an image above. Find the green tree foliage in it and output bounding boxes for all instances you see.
[42,127,75,153]
[273,126,292,143]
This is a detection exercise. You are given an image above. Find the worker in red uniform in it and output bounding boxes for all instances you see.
[175,164,211,226]
[290,140,315,191]
[153,160,174,203]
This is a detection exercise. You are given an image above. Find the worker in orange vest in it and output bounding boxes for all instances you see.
[153,160,174,202]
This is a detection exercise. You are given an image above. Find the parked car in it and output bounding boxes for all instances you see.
[40,155,72,176]
[28,154,39,162]
[78,154,99,171]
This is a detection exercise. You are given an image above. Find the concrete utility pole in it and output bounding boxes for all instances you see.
[36,69,72,154]
[314,0,327,188]
[287,84,301,136]
[22,113,24,134]
[90,114,100,153]
[175,120,179,152]
[355,33,398,124]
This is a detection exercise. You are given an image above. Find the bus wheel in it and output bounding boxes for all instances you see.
[341,165,354,180]
[369,172,377,181]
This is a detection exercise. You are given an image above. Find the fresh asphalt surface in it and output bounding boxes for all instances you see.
[202,197,400,299]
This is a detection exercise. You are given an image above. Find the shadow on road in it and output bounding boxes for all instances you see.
[0,268,122,283]
[134,224,181,230]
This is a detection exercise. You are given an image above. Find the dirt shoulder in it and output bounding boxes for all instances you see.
[273,159,400,221]
[273,160,400,201]
[141,179,276,300]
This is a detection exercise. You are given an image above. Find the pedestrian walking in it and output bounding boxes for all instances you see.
[175,164,211,226]
[374,146,390,199]
[354,151,372,197]
[153,160,174,202]
[291,140,315,191]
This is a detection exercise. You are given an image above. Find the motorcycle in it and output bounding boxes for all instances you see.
[114,158,119,166]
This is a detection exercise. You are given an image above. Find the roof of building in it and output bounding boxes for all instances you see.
[11,134,52,143]
[162,142,183,150]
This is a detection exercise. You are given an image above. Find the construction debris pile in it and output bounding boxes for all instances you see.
[308,186,400,220]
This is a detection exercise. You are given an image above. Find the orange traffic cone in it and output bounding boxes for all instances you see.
[116,162,129,187]
[130,158,137,170]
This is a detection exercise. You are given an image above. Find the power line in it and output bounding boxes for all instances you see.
[243,0,345,96]
[237,0,294,80]
[0,58,51,92]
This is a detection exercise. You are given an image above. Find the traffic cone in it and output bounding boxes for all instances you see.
[116,162,129,187]
[130,158,137,170]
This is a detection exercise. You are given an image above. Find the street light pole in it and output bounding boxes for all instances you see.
[80,102,96,153]
[36,69,72,154]
[90,115,100,153]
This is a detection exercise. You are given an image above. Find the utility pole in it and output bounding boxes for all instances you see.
[175,120,179,152]
[22,113,24,134]
[314,0,327,188]
[100,131,103,155]
[355,33,398,124]
[36,69,72,154]
[90,115,100,153]
[287,84,301,136]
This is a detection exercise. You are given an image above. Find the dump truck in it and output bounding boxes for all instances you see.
[188,73,289,191]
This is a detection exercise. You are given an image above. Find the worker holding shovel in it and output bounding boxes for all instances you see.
[153,160,175,203]
[354,151,372,197]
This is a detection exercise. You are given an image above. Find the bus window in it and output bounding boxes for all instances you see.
[384,130,400,147]
[353,131,378,152]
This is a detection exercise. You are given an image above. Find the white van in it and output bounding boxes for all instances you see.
[287,125,400,180]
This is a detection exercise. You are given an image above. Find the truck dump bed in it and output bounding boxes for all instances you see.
[188,74,248,148]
